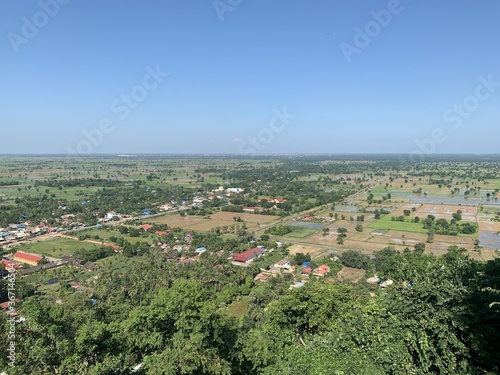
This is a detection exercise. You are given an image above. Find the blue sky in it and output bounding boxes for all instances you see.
[1,0,499,155]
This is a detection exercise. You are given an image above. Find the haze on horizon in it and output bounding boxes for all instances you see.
[1,0,499,155]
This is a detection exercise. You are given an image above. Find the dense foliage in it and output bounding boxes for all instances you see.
[1,249,499,374]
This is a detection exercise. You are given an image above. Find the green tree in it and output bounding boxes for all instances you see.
[340,250,369,269]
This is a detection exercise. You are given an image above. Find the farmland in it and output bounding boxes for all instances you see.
[1,155,499,264]
[1,155,500,375]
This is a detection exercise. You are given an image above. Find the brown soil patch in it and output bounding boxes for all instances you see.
[478,219,500,232]
[288,244,328,259]
[337,267,366,283]
[148,215,207,228]
[209,212,278,224]
[343,239,407,253]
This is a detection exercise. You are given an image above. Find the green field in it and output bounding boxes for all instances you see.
[369,215,429,234]
[283,226,318,238]
[12,238,102,258]
[0,185,102,202]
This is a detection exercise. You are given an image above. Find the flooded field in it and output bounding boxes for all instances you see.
[290,222,323,229]
[479,232,500,249]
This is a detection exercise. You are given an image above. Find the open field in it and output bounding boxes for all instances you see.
[210,212,281,224]
[337,267,366,283]
[478,219,500,233]
[2,155,499,269]
[288,244,329,260]
[343,239,407,253]
[368,215,429,234]
[72,228,154,244]
[9,237,101,258]
[414,204,477,221]
[148,211,279,232]
[280,226,318,238]
[350,230,428,247]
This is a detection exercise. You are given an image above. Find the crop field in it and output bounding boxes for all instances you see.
[479,232,500,249]
[148,211,278,232]
[368,215,429,234]
[417,204,477,221]
[289,221,324,229]
[2,155,500,268]
[410,195,482,206]
[210,212,279,224]
[344,239,405,253]
[478,219,500,232]
[349,230,427,246]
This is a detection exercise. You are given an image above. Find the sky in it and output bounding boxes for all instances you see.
[1,0,499,156]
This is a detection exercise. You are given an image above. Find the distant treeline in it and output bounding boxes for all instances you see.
[34,178,138,188]
[0,181,20,186]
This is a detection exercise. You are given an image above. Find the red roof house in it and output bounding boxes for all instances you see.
[0,259,20,270]
[233,247,264,263]
[301,267,313,275]
[139,224,153,231]
[313,268,329,277]
[13,251,43,266]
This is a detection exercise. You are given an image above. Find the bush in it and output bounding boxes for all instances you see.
[265,225,293,236]
[340,250,370,270]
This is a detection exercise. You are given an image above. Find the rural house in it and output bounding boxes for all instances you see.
[233,247,264,263]
[13,251,43,267]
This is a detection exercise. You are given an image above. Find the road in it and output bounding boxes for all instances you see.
[1,211,173,250]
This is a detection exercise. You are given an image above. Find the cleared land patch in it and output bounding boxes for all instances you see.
[11,237,101,258]
[337,267,366,283]
[288,244,328,259]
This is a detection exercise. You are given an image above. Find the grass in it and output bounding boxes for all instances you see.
[12,238,101,258]
[369,215,429,234]
[75,227,154,244]
[225,296,251,317]
[282,226,319,238]
[95,254,149,273]
[0,186,102,202]
[484,179,500,190]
